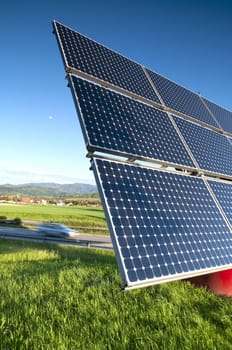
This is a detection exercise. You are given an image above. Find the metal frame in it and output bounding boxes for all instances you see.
[68,70,232,182]
[67,67,164,111]
[67,67,225,137]
[87,150,198,176]
[53,21,70,73]
[123,263,232,291]
[143,67,227,135]
[68,73,199,175]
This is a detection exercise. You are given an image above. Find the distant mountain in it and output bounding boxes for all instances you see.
[0,182,98,198]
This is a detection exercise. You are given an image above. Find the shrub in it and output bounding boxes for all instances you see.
[14,218,22,225]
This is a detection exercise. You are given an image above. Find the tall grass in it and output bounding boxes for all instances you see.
[0,239,232,349]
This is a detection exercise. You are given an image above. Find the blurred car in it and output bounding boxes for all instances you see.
[37,222,78,238]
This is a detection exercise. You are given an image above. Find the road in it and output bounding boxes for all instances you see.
[0,226,113,251]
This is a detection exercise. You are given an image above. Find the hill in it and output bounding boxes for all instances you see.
[0,182,98,198]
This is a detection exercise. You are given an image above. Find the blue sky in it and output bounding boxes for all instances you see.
[1,0,232,184]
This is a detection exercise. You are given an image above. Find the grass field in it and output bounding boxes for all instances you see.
[0,204,108,234]
[1,239,232,349]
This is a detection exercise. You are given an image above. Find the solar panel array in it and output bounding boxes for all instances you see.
[54,21,160,103]
[69,75,195,169]
[93,158,232,288]
[53,20,232,290]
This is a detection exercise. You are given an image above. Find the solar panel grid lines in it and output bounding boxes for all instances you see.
[207,179,232,229]
[69,74,196,170]
[142,66,166,106]
[92,157,232,290]
[67,74,89,148]
[165,113,200,170]
[92,158,128,285]
[53,21,161,104]
[199,95,223,131]
[202,97,232,136]
[54,21,230,137]
[173,115,232,178]
[146,68,222,130]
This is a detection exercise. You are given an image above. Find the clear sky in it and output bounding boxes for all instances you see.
[1,0,232,185]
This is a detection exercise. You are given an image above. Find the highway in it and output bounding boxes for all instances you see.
[0,226,113,251]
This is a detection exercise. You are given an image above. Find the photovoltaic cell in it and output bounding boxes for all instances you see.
[203,97,232,135]
[53,21,160,103]
[174,116,232,177]
[93,158,232,289]
[146,69,220,129]
[208,180,232,227]
[69,75,195,168]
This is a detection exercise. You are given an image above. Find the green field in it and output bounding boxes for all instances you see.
[0,239,232,349]
[0,204,108,234]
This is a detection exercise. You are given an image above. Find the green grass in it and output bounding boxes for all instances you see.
[0,204,108,234]
[1,239,232,350]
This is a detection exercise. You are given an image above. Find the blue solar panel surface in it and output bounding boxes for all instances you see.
[54,21,232,290]
[203,97,232,135]
[69,75,195,168]
[93,158,232,288]
[146,69,220,129]
[208,180,232,227]
[174,116,232,177]
[53,21,160,103]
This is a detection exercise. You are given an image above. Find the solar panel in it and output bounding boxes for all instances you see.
[202,97,232,135]
[174,116,232,177]
[208,180,232,227]
[53,21,232,291]
[146,69,220,129]
[93,158,232,290]
[69,75,196,169]
[53,21,160,104]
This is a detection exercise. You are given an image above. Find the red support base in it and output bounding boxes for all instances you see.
[187,269,232,297]
[208,269,232,297]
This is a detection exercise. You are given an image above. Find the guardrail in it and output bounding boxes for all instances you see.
[0,229,113,251]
